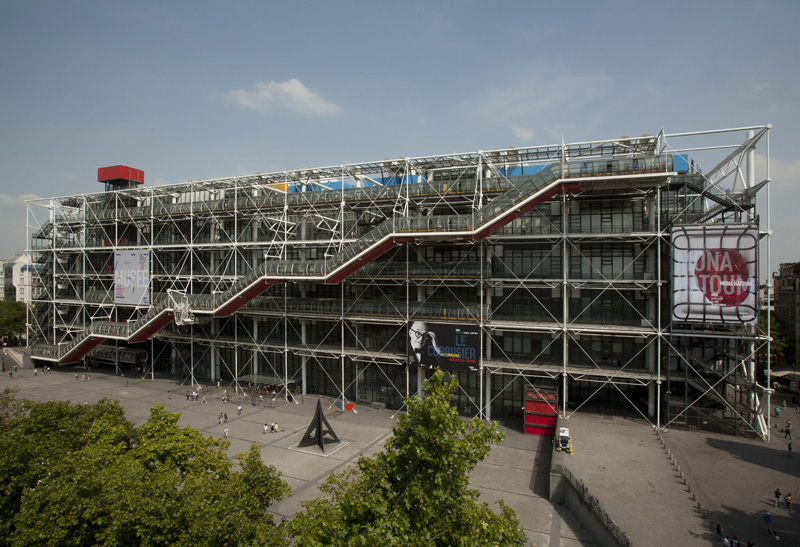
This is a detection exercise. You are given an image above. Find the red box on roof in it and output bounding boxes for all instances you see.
[98,165,144,184]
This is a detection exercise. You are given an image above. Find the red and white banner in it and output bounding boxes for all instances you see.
[671,226,757,323]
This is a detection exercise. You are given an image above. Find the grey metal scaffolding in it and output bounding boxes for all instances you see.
[26,126,772,437]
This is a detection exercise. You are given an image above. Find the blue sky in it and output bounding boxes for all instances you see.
[1,0,798,273]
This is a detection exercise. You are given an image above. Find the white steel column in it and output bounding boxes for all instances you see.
[210,320,217,383]
[484,247,492,420]
[648,193,658,419]
[252,319,259,378]
[763,128,772,439]
[656,186,663,429]
[234,317,239,394]
[301,320,308,395]
[562,192,569,416]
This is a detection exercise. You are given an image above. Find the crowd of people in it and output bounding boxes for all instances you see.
[179,382,287,443]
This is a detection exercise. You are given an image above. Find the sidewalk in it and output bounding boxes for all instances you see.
[559,408,799,546]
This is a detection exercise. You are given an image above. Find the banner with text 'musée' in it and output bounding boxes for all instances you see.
[114,250,150,306]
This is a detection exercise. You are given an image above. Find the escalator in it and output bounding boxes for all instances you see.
[31,161,601,364]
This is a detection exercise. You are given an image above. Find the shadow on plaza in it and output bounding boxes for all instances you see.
[701,503,798,545]
[705,435,797,475]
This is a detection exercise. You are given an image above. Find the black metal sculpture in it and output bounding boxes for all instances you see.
[298,399,340,452]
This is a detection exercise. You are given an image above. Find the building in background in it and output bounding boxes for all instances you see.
[13,254,35,303]
[26,127,774,437]
[4,253,25,302]
[4,255,17,301]
[774,261,800,367]
[3,252,35,304]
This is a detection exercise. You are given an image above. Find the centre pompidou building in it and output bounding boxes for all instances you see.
[27,126,774,437]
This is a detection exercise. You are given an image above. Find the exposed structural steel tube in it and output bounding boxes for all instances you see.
[33,157,675,365]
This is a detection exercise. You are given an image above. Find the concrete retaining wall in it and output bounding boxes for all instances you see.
[548,417,632,547]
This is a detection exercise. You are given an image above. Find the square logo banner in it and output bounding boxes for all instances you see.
[672,225,757,324]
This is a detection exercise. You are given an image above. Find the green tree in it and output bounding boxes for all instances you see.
[759,311,790,359]
[0,300,26,337]
[0,395,291,546]
[288,370,526,546]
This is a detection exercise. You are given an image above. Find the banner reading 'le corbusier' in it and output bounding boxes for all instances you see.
[407,321,480,373]
[671,225,757,324]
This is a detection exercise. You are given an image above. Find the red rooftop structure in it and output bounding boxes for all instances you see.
[98,165,144,191]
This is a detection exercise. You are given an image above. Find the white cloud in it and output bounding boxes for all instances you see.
[755,152,800,188]
[511,125,535,141]
[0,193,42,206]
[752,152,800,271]
[471,69,612,124]
[227,78,340,116]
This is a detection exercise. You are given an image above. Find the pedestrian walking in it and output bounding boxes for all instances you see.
[789,442,793,458]
[237,404,242,416]
[218,413,223,425]
[731,536,739,547]
[776,406,782,418]
[763,511,774,535]
[786,420,792,439]
[223,413,228,423]
[202,394,207,404]
[263,423,269,434]
[774,488,782,507]
[126,380,129,387]
[87,375,91,382]
[723,536,731,547]
[223,427,229,440]
[784,492,794,510]
[716,524,724,540]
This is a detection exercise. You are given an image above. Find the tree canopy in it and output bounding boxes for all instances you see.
[0,299,26,337]
[288,370,526,546]
[1,371,527,546]
[0,388,290,547]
